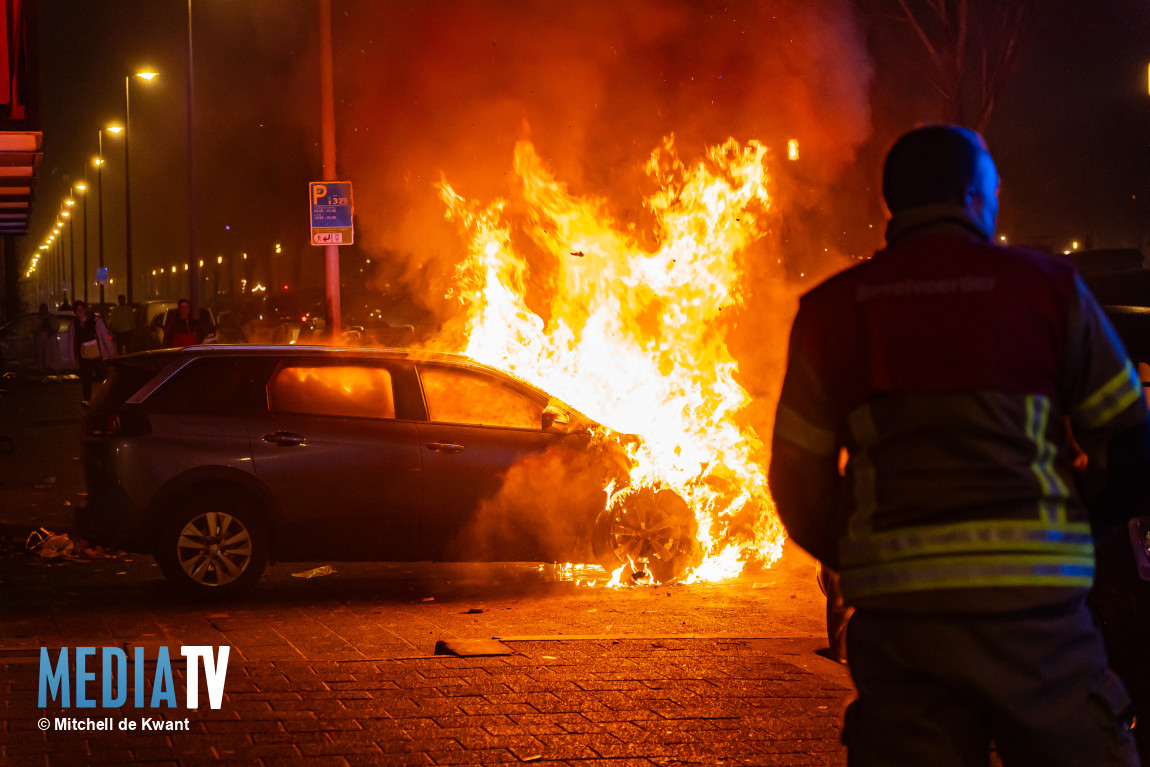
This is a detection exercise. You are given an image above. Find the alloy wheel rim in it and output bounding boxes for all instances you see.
[175,511,252,586]
[608,496,684,567]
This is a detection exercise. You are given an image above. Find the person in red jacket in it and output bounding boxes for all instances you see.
[162,298,202,348]
[770,125,1150,765]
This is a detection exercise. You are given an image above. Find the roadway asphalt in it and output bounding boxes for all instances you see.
[0,371,853,766]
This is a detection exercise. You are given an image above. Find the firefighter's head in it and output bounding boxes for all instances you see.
[883,125,1000,239]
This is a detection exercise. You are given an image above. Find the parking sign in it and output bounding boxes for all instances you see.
[309,181,354,246]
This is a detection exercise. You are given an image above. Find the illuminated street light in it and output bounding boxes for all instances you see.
[65,197,78,304]
[98,123,126,304]
[74,181,89,302]
[97,129,110,303]
[124,70,158,303]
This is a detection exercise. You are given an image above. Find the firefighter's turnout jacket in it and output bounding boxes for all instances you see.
[770,205,1149,613]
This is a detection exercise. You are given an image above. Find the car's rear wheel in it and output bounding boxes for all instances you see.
[155,495,268,597]
[592,485,700,583]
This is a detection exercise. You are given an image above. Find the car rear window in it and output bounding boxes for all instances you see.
[146,357,276,416]
[268,364,396,419]
[91,359,162,410]
[418,364,544,429]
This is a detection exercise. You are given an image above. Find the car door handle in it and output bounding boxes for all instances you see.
[263,432,306,447]
[425,442,465,454]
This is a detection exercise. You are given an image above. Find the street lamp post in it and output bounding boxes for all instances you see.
[55,232,60,301]
[97,126,123,306]
[320,0,341,336]
[65,199,76,303]
[76,181,88,302]
[59,211,72,305]
[56,232,64,304]
[124,71,158,305]
[186,0,200,313]
[97,131,106,305]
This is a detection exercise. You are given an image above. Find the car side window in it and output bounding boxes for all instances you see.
[268,364,396,419]
[419,365,544,429]
[146,357,275,416]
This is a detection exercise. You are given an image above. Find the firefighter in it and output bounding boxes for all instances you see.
[770,124,1150,765]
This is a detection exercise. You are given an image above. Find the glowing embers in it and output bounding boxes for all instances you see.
[438,136,787,581]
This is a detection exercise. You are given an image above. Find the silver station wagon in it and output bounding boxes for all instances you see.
[78,346,700,596]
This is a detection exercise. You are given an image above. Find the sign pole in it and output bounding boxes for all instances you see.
[320,0,340,338]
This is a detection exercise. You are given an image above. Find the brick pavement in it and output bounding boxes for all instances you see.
[3,637,850,766]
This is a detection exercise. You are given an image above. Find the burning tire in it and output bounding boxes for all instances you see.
[591,485,700,583]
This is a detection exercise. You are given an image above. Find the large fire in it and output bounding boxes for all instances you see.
[435,135,786,582]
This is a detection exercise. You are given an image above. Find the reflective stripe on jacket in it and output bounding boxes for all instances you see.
[770,208,1148,612]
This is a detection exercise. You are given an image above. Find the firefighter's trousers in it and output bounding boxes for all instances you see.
[843,598,1140,766]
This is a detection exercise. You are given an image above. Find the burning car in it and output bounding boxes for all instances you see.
[77,345,700,596]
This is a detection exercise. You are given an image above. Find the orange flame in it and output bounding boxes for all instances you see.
[437,136,786,580]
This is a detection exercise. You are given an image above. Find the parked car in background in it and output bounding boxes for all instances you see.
[342,291,434,346]
[0,311,78,374]
[247,291,325,344]
[78,345,699,596]
[138,300,178,350]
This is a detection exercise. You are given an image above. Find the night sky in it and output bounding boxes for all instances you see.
[26,0,1150,310]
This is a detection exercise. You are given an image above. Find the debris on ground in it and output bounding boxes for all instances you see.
[291,564,334,579]
[17,528,120,560]
[38,534,74,558]
[462,608,485,614]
